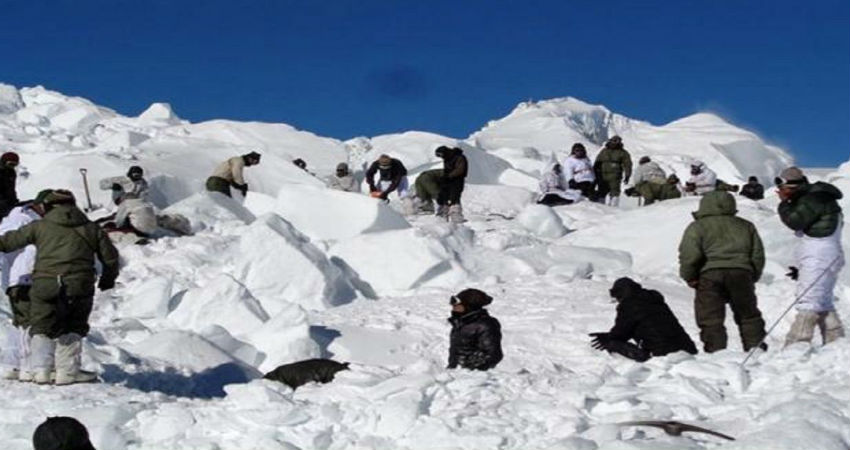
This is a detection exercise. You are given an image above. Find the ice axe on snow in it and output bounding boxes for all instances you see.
[79,168,94,212]
[617,420,735,441]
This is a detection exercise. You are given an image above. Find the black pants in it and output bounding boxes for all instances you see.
[438,180,464,206]
[569,180,596,201]
[606,340,651,362]
[537,193,573,206]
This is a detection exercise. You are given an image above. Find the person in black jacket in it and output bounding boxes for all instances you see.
[448,288,503,370]
[365,154,409,200]
[739,176,765,201]
[435,146,468,223]
[0,151,20,219]
[590,277,697,362]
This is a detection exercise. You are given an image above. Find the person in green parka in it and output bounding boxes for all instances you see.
[633,173,683,205]
[593,136,632,207]
[0,189,119,385]
[678,191,767,353]
[413,169,443,214]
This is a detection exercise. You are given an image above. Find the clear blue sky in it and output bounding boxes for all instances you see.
[1,0,847,166]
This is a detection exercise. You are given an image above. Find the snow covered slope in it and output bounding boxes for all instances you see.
[3,82,849,450]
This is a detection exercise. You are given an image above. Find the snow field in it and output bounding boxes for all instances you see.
[0,83,848,449]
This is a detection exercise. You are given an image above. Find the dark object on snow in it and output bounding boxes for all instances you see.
[293,158,307,170]
[448,289,502,370]
[537,193,574,206]
[739,176,764,200]
[0,151,19,218]
[263,358,350,389]
[618,420,735,441]
[590,278,697,361]
[33,416,97,450]
[786,266,799,281]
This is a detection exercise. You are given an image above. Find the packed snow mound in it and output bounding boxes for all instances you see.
[330,228,466,294]
[244,184,411,242]
[119,277,174,319]
[137,102,182,126]
[233,213,359,311]
[246,302,321,372]
[517,204,569,239]
[168,274,270,338]
[0,83,23,114]
[163,192,255,231]
[125,329,257,373]
[469,97,793,184]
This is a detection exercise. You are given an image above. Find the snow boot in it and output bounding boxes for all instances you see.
[436,204,449,219]
[55,333,97,385]
[30,334,55,384]
[2,368,19,380]
[609,195,620,207]
[785,311,819,346]
[821,310,845,344]
[448,204,465,224]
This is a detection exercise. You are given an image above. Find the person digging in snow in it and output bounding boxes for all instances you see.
[563,143,596,200]
[593,136,632,207]
[0,189,119,385]
[447,288,503,371]
[263,358,350,389]
[537,162,581,206]
[98,165,149,205]
[775,167,846,346]
[435,146,468,223]
[0,200,41,382]
[590,277,697,362]
[678,191,767,353]
[206,151,261,198]
[326,162,359,192]
[0,151,21,219]
[739,176,765,201]
[366,154,409,201]
[413,169,443,214]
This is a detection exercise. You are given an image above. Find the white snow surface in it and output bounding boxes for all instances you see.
[2,83,850,449]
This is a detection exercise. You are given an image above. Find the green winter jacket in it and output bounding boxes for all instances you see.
[778,182,843,238]
[0,204,120,284]
[678,191,765,282]
[593,144,632,181]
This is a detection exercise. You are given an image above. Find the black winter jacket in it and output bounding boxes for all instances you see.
[448,309,502,370]
[0,166,17,203]
[740,183,764,201]
[366,159,408,193]
[778,181,843,238]
[608,282,697,357]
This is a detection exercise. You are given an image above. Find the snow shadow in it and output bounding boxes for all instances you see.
[100,362,254,399]
[309,325,342,358]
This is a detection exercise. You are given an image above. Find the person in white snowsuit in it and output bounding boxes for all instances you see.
[562,143,596,200]
[685,161,717,195]
[632,156,667,185]
[99,166,150,205]
[326,163,359,192]
[776,167,846,346]
[0,204,40,381]
[537,162,582,206]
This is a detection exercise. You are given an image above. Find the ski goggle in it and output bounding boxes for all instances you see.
[449,295,461,305]
[774,176,802,187]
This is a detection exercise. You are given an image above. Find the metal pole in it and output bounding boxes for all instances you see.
[79,168,94,212]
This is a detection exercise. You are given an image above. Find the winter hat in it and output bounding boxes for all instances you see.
[453,288,493,310]
[127,166,143,178]
[571,143,586,154]
[667,174,680,184]
[378,154,392,169]
[775,167,806,187]
[609,277,642,302]
[36,189,75,206]
[1,151,19,164]
[336,162,350,174]
[606,136,623,147]
[639,156,651,165]
[748,176,758,183]
[244,151,262,163]
[435,146,451,158]
[32,416,96,450]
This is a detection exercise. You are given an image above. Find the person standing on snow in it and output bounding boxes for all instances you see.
[0,189,119,385]
[537,162,581,206]
[678,191,768,353]
[775,167,846,346]
[0,201,40,381]
[366,154,409,201]
[590,277,697,362]
[563,143,596,200]
[0,151,21,219]
[740,176,765,201]
[684,161,717,196]
[435,146,468,223]
[98,166,150,205]
[447,288,503,371]
[326,162,359,192]
[206,151,261,198]
[593,136,632,207]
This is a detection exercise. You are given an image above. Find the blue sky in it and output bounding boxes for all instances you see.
[1,0,847,166]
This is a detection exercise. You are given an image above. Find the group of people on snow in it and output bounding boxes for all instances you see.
[536,135,768,208]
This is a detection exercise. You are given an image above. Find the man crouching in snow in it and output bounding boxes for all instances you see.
[776,167,846,346]
[0,189,119,385]
[590,278,697,362]
[447,289,503,371]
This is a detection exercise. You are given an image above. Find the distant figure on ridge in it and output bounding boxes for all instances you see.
[206,151,261,197]
[326,162,359,192]
[593,136,632,207]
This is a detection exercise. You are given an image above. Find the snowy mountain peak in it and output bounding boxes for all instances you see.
[0,83,24,114]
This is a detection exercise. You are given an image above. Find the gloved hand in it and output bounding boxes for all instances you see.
[687,279,699,289]
[786,266,799,281]
[589,332,610,351]
[98,277,116,291]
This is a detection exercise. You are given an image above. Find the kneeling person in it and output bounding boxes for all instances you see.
[590,277,697,362]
